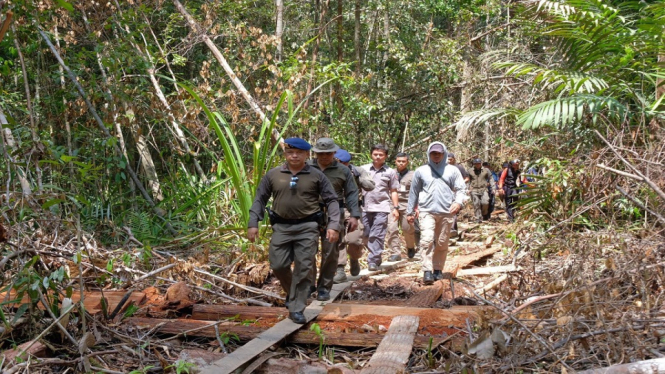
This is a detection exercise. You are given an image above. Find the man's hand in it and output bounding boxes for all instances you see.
[347,217,359,232]
[407,215,415,224]
[498,188,505,196]
[391,209,400,220]
[326,229,339,243]
[449,203,462,215]
[247,227,259,243]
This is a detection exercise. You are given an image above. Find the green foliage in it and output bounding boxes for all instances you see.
[168,360,197,374]
[310,322,326,359]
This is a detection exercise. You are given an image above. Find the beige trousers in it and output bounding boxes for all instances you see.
[419,212,454,272]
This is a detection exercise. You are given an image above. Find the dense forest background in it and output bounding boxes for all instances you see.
[0,0,663,259]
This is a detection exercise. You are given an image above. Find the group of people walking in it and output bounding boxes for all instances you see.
[247,136,529,324]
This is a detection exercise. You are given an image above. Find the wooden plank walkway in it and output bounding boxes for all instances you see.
[360,315,420,374]
[199,280,353,374]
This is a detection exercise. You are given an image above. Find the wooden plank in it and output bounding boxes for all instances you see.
[199,281,353,374]
[125,317,461,349]
[0,290,145,315]
[484,235,495,248]
[360,315,419,374]
[457,265,519,277]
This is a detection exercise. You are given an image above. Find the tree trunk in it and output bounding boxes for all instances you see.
[275,0,284,62]
[303,0,329,113]
[354,0,361,76]
[0,109,31,197]
[128,108,164,201]
[12,25,42,192]
[53,25,72,158]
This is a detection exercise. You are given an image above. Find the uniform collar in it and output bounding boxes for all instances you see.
[370,163,387,172]
[280,163,311,173]
[309,159,338,169]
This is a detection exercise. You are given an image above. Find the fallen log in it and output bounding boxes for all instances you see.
[125,317,461,349]
[0,290,145,316]
[360,315,419,374]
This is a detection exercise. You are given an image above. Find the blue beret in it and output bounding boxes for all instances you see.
[335,149,352,162]
[284,137,311,151]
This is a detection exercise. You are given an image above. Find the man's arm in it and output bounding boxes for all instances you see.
[319,173,341,243]
[247,174,272,242]
[497,168,508,195]
[406,171,421,222]
[357,166,376,191]
[343,168,361,218]
[486,170,495,194]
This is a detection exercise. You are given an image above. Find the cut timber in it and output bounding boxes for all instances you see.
[475,274,508,293]
[401,280,443,308]
[198,281,353,374]
[444,245,502,276]
[360,315,419,374]
[457,265,520,277]
[0,290,145,316]
[192,304,289,321]
[577,357,665,373]
[484,235,495,248]
[126,317,462,349]
[1,340,48,363]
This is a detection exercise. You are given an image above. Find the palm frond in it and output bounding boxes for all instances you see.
[517,94,627,129]
[496,62,609,95]
[454,108,518,140]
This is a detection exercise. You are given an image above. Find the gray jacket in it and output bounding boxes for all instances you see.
[406,142,469,215]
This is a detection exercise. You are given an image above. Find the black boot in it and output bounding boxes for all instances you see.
[289,312,306,324]
[407,248,416,259]
[423,271,434,285]
[433,270,443,281]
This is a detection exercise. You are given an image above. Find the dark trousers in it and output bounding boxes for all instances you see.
[487,188,496,218]
[269,222,319,313]
[504,186,519,222]
[310,212,345,292]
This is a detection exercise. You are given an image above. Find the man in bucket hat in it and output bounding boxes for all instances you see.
[248,137,340,324]
[308,138,361,301]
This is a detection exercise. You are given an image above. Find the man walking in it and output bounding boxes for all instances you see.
[308,138,360,301]
[248,138,340,324]
[446,152,469,236]
[407,142,468,285]
[498,159,527,222]
[468,158,495,223]
[483,161,498,219]
[333,149,375,282]
[361,144,400,271]
[386,152,418,261]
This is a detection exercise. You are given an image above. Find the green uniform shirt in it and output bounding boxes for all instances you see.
[308,159,361,218]
[248,163,341,231]
[469,167,494,192]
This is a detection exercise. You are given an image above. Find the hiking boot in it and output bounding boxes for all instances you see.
[407,248,417,259]
[350,259,361,276]
[423,271,434,285]
[433,270,443,281]
[388,254,401,262]
[449,230,458,238]
[317,289,331,301]
[309,285,317,295]
[368,263,379,272]
[333,266,347,283]
[289,312,306,324]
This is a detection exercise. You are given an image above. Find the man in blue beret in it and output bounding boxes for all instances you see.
[248,137,340,324]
